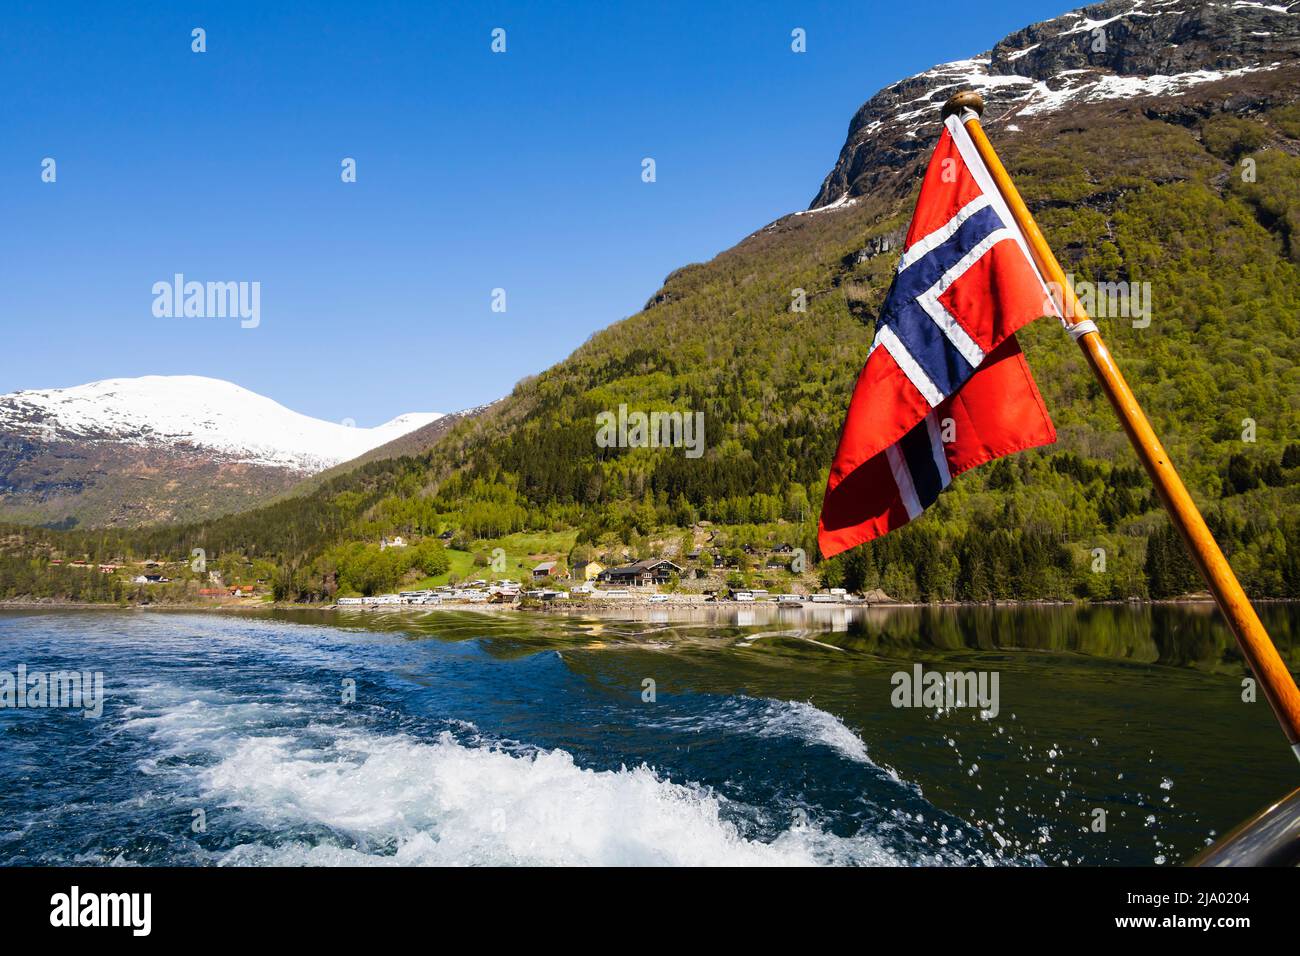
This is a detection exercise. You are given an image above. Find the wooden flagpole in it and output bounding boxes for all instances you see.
[941,91,1300,761]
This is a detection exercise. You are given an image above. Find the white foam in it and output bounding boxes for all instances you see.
[641,696,879,766]
[750,699,873,764]
[119,682,957,866]
[204,729,916,866]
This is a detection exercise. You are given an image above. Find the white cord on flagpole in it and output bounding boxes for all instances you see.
[1063,318,1098,341]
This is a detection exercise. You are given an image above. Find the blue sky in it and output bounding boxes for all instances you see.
[0,0,1075,424]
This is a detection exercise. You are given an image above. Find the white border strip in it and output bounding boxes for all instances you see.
[876,325,944,408]
[913,225,1008,369]
[924,411,953,489]
[917,293,986,370]
[885,443,923,521]
[896,195,991,272]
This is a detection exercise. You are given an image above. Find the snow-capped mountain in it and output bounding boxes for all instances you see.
[0,376,442,473]
[0,376,445,528]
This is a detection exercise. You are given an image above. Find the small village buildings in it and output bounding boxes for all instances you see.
[580,561,605,581]
[198,586,257,598]
[532,561,567,580]
[599,559,683,586]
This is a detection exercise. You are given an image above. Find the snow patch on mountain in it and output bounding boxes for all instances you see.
[807,0,1300,209]
[0,376,443,474]
[878,56,1277,136]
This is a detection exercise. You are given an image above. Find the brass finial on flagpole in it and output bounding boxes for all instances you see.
[941,90,984,119]
[940,92,1300,760]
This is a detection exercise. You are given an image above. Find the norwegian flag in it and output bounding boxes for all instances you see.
[819,112,1059,559]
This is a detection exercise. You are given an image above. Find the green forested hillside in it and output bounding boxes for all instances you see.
[4,99,1300,604]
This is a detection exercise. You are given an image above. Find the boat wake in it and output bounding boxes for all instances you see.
[121,681,995,866]
[209,730,900,866]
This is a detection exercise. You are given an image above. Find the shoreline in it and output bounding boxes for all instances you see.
[4,594,1294,615]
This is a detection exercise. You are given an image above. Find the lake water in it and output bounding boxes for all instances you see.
[0,604,1296,866]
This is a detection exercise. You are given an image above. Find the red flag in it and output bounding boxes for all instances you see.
[819,114,1059,559]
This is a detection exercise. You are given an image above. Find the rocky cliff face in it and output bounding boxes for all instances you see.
[811,0,1300,207]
